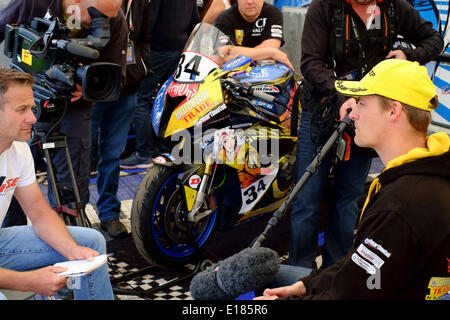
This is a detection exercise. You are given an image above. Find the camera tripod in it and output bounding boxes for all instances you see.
[39,134,91,228]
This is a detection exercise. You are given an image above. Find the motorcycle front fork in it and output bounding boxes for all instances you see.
[186,155,216,223]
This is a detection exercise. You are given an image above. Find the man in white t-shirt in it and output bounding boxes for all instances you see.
[0,68,113,300]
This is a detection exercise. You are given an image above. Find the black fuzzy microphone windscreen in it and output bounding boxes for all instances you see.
[189,247,280,300]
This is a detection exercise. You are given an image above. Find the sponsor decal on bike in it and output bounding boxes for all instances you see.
[221,55,252,72]
[426,276,450,300]
[239,168,278,214]
[189,175,202,189]
[252,85,280,93]
[174,51,219,83]
[174,90,210,121]
[167,82,199,101]
[181,97,215,124]
[197,103,227,125]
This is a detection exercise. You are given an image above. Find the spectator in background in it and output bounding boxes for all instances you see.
[120,0,200,169]
[214,0,293,70]
[91,0,151,238]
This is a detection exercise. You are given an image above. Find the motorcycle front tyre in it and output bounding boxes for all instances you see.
[131,164,218,270]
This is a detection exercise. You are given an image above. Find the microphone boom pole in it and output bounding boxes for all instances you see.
[251,114,353,248]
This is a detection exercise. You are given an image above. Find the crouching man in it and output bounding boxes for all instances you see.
[0,68,113,300]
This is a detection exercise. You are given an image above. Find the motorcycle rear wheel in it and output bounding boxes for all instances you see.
[131,165,218,269]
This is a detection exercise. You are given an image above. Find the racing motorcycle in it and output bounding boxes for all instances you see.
[131,23,299,269]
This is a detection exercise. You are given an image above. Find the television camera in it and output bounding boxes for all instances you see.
[3,10,121,123]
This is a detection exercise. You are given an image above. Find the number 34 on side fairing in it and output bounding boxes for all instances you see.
[131,23,300,269]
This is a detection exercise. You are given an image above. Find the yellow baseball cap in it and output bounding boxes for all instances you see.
[335,59,436,112]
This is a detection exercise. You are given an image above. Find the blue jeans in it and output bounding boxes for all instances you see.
[133,50,181,158]
[91,94,137,222]
[289,109,371,268]
[0,225,113,300]
[255,264,312,297]
[271,265,312,288]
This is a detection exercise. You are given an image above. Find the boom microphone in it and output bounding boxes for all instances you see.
[189,247,280,300]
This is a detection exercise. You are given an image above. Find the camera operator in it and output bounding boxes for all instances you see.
[0,0,128,218]
[91,0,151,238]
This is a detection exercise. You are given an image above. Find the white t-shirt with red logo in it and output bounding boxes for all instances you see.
[0,141,36,225]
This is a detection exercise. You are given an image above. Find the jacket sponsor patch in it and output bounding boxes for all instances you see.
[357,243,385,269]
[351,253,377,275]
[364,238,391,258]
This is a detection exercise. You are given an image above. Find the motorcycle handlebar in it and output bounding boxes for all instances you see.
[249,88,276,103]
[221,79,276,103]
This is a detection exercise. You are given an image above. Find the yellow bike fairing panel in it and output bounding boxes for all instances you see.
[184,185,197,211]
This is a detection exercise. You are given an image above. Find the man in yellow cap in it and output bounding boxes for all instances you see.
[254,59,450,300]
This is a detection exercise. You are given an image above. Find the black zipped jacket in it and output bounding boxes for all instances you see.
[121,0,151,96]
[300,0,443,109]
[295,150,450,299]
[148,0,200,52]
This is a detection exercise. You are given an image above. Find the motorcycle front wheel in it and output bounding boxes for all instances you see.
[131,165,218,269]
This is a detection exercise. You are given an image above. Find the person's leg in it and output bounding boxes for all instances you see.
[123,50,182,166]
[67,226,114,300]
[259,264,312,296]
[94,94,136,236]
[321,156,371,268]
[0,225,113,300]
[288,109,332,268]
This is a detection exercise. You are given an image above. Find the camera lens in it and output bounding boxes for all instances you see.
[87,74,108,92]
[76,62,121,102]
